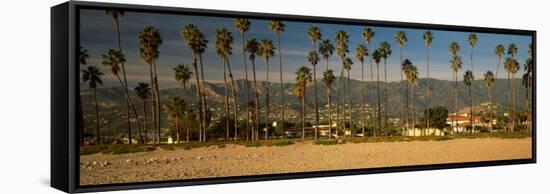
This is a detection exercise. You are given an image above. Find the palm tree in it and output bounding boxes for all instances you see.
[355,44,368,138]
[245,38,261,141]
[463,70,474,133]
[319,39,334,71]
[259,39,276,140]
[268,20,286,139]
[134,83,151,143]
[234,18,252,141]
[215,28,238,141]
[79,46,89,146]
[522,58,533,132]
[335,30,349,136]
[105,10,133,144]
[504,57,519,132]
[322,69,336,138]
[449,42,461,133]
[295,66,312,140]
[395,30,407,135]
[308,51,321,139]
[181,24,208,142]
[403,60,418,136]
[401,59,412,133]
[139,26,163,143]
[102,49,144,144]
[361,27,375,133]
[82,66,103,144]
[343,57,354,137]
[173,64,192,142]
[164,96,186,144]
[467,33,477,128]
[372,49,383,135]
[379,41,392,129]
[308,26,322,139]
[483,71,495,132]
[422,30,433,135]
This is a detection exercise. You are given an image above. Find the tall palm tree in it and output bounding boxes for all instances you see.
[493,44,505,105]
[322,69,336,138]
[102,49,144,144]
[522,59,532,132]
[372,49,383,136]
[395,30,407,135]
[335,30,349,136]
[379,41,392,129]
[79,46,89,146]
[164,96,186,144]
[139,26,163,143]
[361,27,375,133]
[343,57,354,137]
[234,18,252,141]
[355,44,368,138]
[449,42,461,133]
[215,28,238,141]
[245,38,261,141]
[467,33,477,127]
[423,30,433,135]
[403,60,418,136]
[82,66,103,144]
[259,39,276,140]
[295,66,312,140]
[401,59,412,133]
[181,24,208,142]
[483,71,495,132]
[105,10,133,144]
[308,51,321,139]
[504,57,519,132]
[268,20,286,139]
[463,70,474,133]
[134,83,151,143]
[308,26,322,139]
[173,64,192,142]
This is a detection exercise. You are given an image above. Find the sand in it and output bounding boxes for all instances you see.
[79,138,532,185]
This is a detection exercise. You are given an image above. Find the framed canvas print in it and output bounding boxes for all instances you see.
[51,1,536,193]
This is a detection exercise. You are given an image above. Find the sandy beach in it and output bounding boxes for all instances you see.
[80,138,532,185]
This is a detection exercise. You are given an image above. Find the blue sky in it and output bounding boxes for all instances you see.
[80,9,532,89]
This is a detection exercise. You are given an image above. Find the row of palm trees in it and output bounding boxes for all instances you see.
[80,11,533,145]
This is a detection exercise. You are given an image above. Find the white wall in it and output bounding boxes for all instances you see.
[0,0,547,193]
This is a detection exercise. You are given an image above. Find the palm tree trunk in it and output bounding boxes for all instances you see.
[470,86,473,134]
[148,62,157,143]
[488,86,492,132]
[191,56,204,142]
[184,83,189,142]
[223,59,230,140]
[115,74,144,143]
[455,72,458,134]
[142,100,148,143]
[426,46,430,136]
[384,59,388,130]
[241,34,251,141]
[348,70,352,138]
[512,74,516,132]
[252,58,260,141]
[302,90,306,140]
[93,87,100,144]
[277,35,285,140]
[361,60,365,139]
[265,60,270,141]
[412,83,415,137]
[376,63,381,137]
[368,43,374,136]
[328,87,332,139]
[79,95,84,146]
[508,73,511,132]
[313,64,319,140]
[152,60,161,143]
[400,47,404,136]
[226,58,239,141]
[114,19,134,146]
[199,54,208,141]
[175,115,180,143]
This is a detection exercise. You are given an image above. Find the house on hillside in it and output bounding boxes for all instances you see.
[446,114,496,133]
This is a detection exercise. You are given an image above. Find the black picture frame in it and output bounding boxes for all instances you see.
[51,1,536,193]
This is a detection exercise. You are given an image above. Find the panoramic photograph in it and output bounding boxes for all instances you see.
[78,8,533,186]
